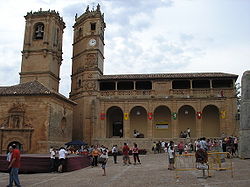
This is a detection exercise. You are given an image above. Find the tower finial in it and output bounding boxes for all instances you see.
[97,3,100,11]
[85,5,89,12]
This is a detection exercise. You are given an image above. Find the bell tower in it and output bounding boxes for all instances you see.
[70,4,106,143]
[20,9,65,92]
[70,4,105,97]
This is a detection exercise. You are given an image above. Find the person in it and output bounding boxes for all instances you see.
[132,143,141,165]
[199,137,208,151]
[50,147,56,172]
[195,144,209,178]
[111,145,118,164]
[152,142,157,154]
[6,146,17,186]
[156,141,161,153]
[119,128,123,138]
[91,146,100,167]
[168,145,175,170]
[99,149,108,176]
[6,146,13,163]
[180,131,184,138]
[122,143,130,166]
[233,136,239,156]
[187,128,191,138]
[177,141,184,155]
[133,129,138,138]
[7,144,21,187]
[161,141,165,153]
[58,147,68,173]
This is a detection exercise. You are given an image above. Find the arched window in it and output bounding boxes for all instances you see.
[34,23,44,39]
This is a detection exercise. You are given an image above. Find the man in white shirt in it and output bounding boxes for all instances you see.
[58,147,68,172]
[50,147,56,172]
[111,145,118,164]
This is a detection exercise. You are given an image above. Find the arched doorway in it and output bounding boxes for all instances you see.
[130,106,147,138]
[7,141,23,153]
[178,105,196,138]
[106,106,123,138]
[154,106,172,138]
[202,105,220,137]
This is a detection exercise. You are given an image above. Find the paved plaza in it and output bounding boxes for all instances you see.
[0,153,250,187]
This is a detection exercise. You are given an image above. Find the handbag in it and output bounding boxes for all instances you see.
[196,163,208,170]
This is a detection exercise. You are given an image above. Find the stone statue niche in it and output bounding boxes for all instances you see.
[8,110,24,129]
[10,115,23,128]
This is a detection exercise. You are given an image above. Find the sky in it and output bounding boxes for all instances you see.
[0,0,249,97]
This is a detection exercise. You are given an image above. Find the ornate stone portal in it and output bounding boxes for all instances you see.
[0,103,33,154]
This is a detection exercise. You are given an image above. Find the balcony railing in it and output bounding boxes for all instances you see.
[100,90,155,97]
[99,88,235,98]
[169,88,235,98]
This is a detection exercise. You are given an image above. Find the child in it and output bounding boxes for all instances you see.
[99,149,108,176]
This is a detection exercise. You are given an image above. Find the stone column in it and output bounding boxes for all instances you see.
[147,119,153,138]
[172,119,178,138]
[239,71,250,159]
[196,118,202,138]
[124,104,130,138]
[124,118,130,138]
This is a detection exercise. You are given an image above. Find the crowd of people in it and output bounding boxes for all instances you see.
[4,134,239,186]
[152,135,239,156]
[153,135,239,172]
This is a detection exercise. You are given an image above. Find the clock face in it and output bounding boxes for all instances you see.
[88,39,96,47]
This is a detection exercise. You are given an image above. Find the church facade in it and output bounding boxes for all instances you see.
[0,6,238,153]
[0,10,75,154]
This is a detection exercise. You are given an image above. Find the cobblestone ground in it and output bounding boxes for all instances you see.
[0,153,250,187]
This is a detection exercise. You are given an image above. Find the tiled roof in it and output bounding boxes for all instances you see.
[100,72,238,80]
[0,81,76,105]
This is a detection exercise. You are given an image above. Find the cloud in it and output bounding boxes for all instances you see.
[0,0,250,97]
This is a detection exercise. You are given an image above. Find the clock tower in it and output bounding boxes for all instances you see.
[70,4,106,143]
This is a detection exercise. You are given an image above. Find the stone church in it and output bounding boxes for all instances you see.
[0,5,238,153]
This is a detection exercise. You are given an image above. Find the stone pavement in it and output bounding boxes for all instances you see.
[0,153,250,187]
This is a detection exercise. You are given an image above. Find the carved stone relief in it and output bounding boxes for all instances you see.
[85,81,96,91]
[0,103,33,129]
[85,54,97,69]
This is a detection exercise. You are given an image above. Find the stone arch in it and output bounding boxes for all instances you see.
[153,105,172,138]
[130,106,147,138]
[4,137,25,153]
[7,141,23,152]
[177,105,196,137]
[201,105,220,137]
[33,22,45,39]
[106,106,123,138]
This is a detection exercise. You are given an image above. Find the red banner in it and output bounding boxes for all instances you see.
[148,112,153,120]
[100,113,105,120]
[196,112,202,119]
